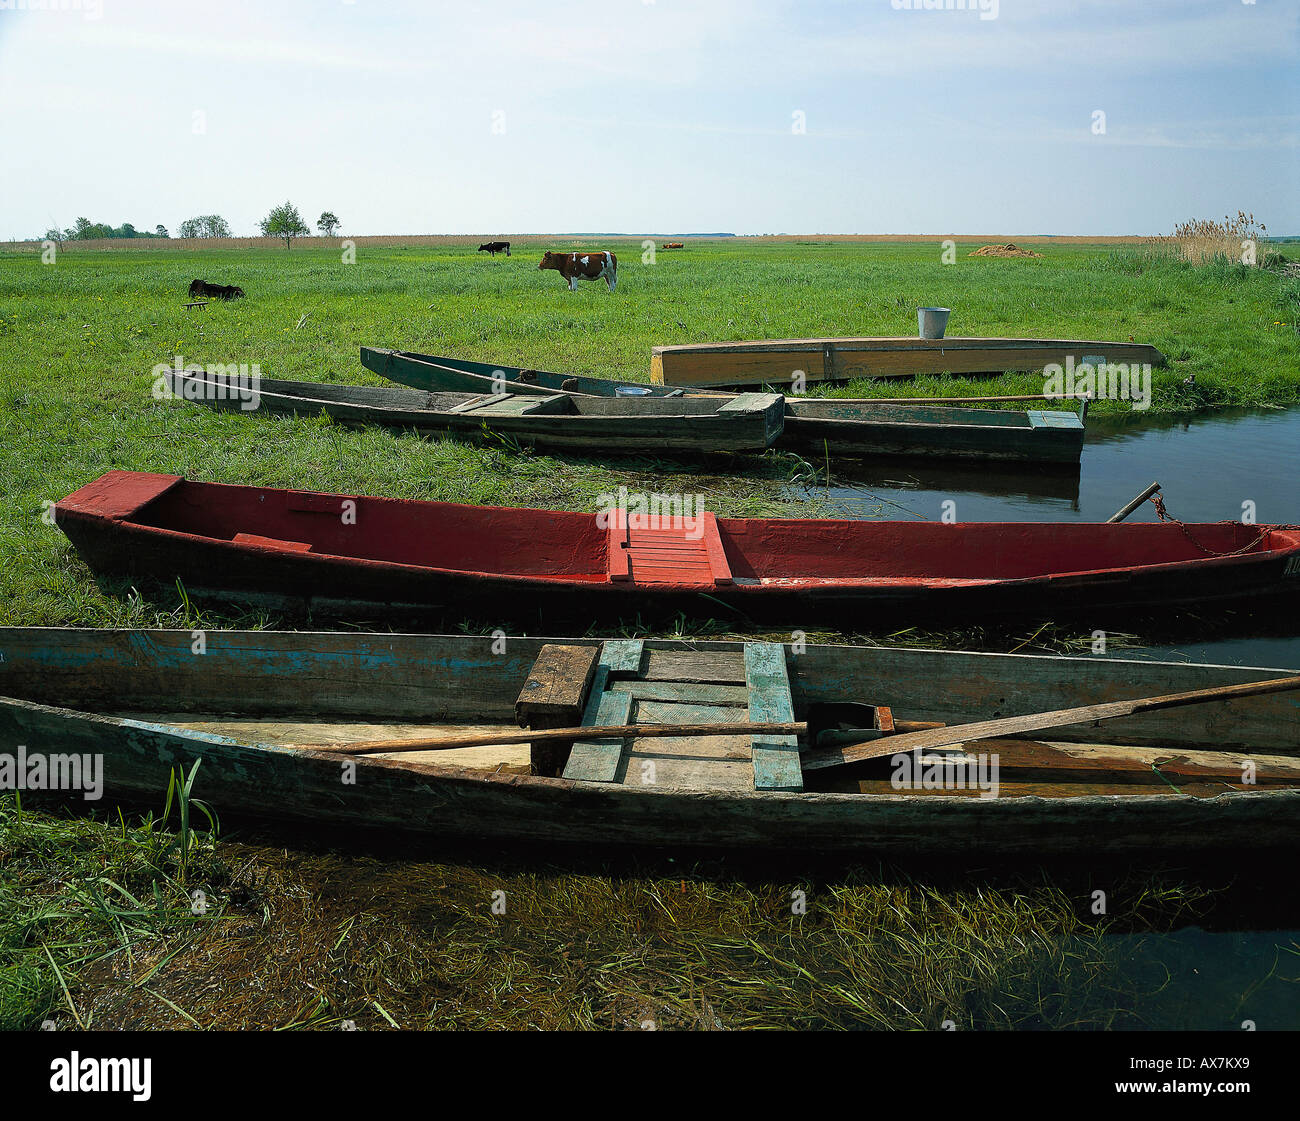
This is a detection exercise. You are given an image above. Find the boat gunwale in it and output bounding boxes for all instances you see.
[6,623,1300,677]
[649,337,1167,355]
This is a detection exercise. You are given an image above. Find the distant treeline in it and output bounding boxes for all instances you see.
[47,218,172,242]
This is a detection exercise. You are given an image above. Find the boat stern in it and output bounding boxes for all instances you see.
[55,471,183,524]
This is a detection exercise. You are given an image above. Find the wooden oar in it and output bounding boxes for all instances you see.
[1107,481,1161,523]
[326,721,810,756]
[801,674,1300,772]
[322,676,1300,761]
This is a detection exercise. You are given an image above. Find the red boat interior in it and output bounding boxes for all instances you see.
[62,473,1297,588]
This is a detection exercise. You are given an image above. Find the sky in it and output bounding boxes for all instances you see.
[0,0,1296,238]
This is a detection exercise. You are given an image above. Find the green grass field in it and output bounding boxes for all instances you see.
[1,238,1297,630]
[2,239,1298,1030]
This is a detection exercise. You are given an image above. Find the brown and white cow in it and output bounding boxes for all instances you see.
[538,250,617,292]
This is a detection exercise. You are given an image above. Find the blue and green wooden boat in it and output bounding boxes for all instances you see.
[2,628,1297,852]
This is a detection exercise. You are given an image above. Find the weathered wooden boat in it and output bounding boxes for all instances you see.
[649,337,1169,389]
[360,346,699,399]
[360,348,1086,463]
[55,472,1300,624]
[160,369,784,455]
[2,628,1297,853]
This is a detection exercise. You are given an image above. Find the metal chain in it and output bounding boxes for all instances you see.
[1148,492,1296,557]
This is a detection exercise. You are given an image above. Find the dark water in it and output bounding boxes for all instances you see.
[785,406,1300,1027]
[793,405,1300,667]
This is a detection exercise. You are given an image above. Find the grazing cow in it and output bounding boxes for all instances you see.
[538,250,617,292]
[478,241,510,257]
[188,279,245,300]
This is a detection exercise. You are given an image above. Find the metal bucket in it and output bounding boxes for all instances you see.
[917,307,951,340]
[615,385,654,397]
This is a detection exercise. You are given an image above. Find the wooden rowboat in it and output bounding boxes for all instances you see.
[159,369,784,455]
[360,346,697,399]
[650,336,1168,389]
[55,472,1300,624]
[2,628,1297,853]
[360,348,1086,464]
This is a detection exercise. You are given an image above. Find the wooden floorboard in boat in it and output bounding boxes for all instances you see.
[641,651,747,684]
[614,696,753,791]
[146,717,531,771]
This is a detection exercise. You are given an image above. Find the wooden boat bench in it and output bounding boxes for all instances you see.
[445,393,569,416]
[1027,410,1084,430]
[516,640,805,792]
[606,510,734,587]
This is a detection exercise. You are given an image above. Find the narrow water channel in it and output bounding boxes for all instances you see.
[792,405,1300,667]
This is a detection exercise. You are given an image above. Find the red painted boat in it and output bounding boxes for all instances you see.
[56,471,1300,624]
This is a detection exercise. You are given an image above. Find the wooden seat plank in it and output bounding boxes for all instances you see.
[641,651,747,684]
[745,642,803,792]
[606,680,749,705]
[561,640,644,782]
[446,392,512,414]
[562,679,632,782]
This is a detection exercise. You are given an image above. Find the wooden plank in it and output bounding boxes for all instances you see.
[745,642,803,792]
[601,639,644,678]
[562,678,633,783]
[472,394,566,416]
[515,643,599,776]
[619,701,753,791]
[635,699,749,724]
[701,512,734,586]
[560,639,643,781]
[606,514,631,583]
[641,650,747,684]
[607,680,750,705]
[717,392,783,413]
[802,673,1300,772]
[515,644,599,724]
[231,533,313,553]
[446,392,512,413]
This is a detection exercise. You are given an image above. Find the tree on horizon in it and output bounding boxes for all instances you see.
[178,215,232,238]
[260,201,310,249]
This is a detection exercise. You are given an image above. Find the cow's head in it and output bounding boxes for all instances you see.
[538,251,560,271]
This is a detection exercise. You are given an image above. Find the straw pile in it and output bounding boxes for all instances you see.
[968,243,1043,258]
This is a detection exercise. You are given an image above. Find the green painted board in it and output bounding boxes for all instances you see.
[744,642,803,792]
[562,673,633,783]
[635,699,746,725]
[601,639,645,679]
[473,394,565,416]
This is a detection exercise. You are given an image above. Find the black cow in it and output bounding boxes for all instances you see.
[478,241,510,257]
[188,279,245,300]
